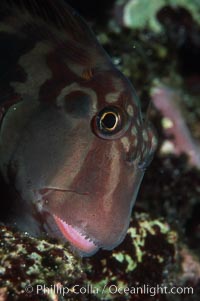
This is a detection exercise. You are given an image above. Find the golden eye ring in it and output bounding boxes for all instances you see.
[92,105,130,140]
[100,111,119,132]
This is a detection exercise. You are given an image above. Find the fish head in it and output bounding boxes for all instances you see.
[0,68,156,256]
[0,0,157,256]
[33,70,157,256]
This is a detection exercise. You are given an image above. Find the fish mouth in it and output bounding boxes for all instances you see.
[53,214,99,255]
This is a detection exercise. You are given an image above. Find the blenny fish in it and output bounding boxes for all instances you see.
[0,0,157,256]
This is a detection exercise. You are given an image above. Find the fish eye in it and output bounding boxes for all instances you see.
[92,106,129,139]
[100,111,118,131]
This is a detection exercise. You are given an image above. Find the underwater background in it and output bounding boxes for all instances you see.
[0,0,200,300]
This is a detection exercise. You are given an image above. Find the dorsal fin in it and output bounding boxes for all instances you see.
[0,0,110,63]
[0,0,113,107]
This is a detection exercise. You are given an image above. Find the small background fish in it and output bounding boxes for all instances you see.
[0,0,156,256]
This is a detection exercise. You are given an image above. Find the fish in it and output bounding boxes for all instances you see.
[0,0,157,256]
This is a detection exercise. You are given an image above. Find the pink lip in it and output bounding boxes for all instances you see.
[53,214,98,254]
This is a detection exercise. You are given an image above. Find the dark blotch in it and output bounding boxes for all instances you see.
[64,91,92,118]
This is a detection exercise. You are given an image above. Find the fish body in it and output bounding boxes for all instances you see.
[0,0,157,255]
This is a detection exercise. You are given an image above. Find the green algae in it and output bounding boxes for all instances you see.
[83,212,177,300]
[0,226,83,300]
[123,0,200,32]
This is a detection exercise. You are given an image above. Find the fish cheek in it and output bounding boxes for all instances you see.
[92,141,144,248]
[92,163,143,248]
[1,104,79,200]
[46,141,142,250]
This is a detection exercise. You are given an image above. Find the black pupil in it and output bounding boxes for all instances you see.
[102,113,116,129]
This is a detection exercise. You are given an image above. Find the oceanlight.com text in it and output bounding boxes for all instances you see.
[24,283,194,297]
